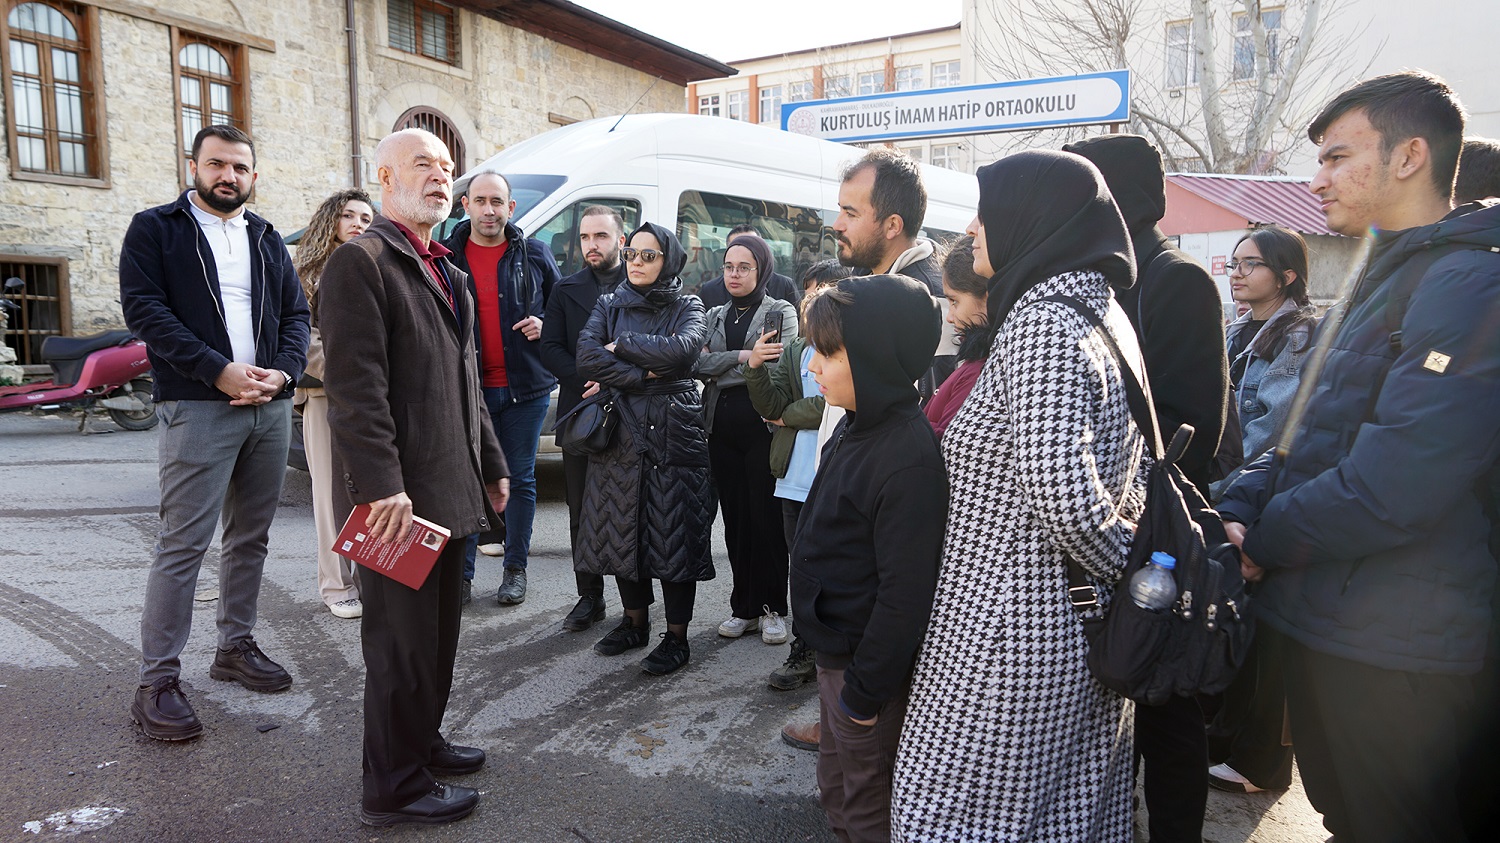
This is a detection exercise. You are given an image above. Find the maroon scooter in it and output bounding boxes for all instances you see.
[1,295,156,431]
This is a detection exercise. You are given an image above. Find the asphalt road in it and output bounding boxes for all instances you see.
[0,409,1328,842]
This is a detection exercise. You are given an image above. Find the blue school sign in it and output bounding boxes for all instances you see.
[780,69,1132,143]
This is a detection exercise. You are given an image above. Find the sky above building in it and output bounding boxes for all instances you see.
[573,0,963,65]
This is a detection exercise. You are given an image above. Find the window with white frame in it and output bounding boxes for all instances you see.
[823,74,851,98]
[759,85,782,123]
[788,80,814,102]
[931,60,961,87]
[900,145,925,164]
[1233,8,1283,81]
[895,65,924,91]
[931,143,961,170]
[858,71,884,96]
[1166,21,1196,88]
[698,93,720,116]
[726,90,749,121]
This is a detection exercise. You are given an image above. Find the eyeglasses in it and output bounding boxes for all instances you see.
[1226,258,1270,275]
[622,248,663,263]
[722,263,756,276]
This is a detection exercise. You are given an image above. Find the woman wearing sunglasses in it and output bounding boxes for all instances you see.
[573,222,715,676]
[693,234,800,646]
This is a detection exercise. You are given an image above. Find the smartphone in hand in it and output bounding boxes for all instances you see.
[763,311,783,341]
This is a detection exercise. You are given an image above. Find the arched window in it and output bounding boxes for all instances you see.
[394,106,465,171]
[3,0,102,179]
[174,31,247,184]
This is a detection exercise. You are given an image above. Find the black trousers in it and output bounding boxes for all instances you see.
[780,498,803,553]
[1276,625,1473,843]
[708,388,789,618]
[616,577,698,625]
[1135,693,1208,843]
[360,538,465,811]
[1209,621,1294,789]
[563,449,605,599]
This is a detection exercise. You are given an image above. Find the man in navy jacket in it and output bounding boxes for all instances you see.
[1220,72,1500,843]
[443,171,560,606]
[119,125,309,741]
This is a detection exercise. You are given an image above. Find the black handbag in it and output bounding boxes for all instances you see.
[552,390,618,456]
[1045,295,1255,706]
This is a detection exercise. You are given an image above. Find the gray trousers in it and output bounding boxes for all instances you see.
[140,399,290,684]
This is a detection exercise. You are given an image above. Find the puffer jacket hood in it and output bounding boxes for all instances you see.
[1063,134,1168,235]
[838,274,942,433]
[1362,199,1500,290]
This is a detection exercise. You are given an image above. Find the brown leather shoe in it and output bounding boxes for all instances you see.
[780,720,820,752]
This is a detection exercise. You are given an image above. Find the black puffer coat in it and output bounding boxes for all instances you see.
[575,222,716,584]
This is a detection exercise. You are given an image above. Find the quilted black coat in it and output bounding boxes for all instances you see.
[574,223,716,584]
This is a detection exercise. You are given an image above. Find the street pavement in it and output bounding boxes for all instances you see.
[0,409,1329,842]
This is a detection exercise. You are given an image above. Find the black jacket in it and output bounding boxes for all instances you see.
[574,224,715,584]
[540,262,626,416]
[1220,202,1500,673]
[119,191,309,401]
[442,219,561,402]
[699,270,801,308]
[790,275,948,718]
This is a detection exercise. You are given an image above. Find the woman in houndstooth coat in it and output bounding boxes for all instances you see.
[891,151,1148,843]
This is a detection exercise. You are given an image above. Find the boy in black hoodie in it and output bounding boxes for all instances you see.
[791,275,948,842]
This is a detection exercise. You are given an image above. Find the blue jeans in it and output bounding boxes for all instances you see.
[463,386,550,580]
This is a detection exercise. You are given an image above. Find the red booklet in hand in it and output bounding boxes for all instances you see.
[333,503,451,590]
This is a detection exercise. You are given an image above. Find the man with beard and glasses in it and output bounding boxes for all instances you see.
[442,171,561,607]
[119,125,310,741]
[320,128,509,827]
[540,205,628,632]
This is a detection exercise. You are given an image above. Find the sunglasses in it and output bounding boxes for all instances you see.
[622,248,663,263]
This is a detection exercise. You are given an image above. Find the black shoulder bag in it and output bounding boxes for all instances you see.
[553,390,618,456]
[1044,295,1254,706]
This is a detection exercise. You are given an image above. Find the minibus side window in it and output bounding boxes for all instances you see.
[677,190,829,294]
[532,198,641,278]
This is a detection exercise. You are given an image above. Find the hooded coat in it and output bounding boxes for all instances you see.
[788,274,948,718]
[573,223,716,584]
[1065,135,1230,496]
[1219,201,1500,674]
[893,151,1147,843]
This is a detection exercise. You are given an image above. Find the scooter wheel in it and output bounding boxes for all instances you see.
[107,377,159,431]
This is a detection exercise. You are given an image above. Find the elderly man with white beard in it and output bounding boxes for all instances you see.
[319,128,510,827]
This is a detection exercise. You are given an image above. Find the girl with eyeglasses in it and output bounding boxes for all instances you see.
[573,223,716,676]
[1206,224,1319,798]
[692,235,800,646]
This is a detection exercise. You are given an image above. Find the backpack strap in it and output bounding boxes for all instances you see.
[1040,294,1168,462]
[1384,241,1497,353]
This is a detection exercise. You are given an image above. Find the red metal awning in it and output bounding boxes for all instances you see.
[1166,173,1336,236]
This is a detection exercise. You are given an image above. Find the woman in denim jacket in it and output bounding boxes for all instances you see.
[1209,224,1317,795]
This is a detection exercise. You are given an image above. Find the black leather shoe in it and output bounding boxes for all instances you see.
[593,617,650,656]
[209,637,292,692]
[640,632,690,675]
[562,595,607,631]
[359,783,479,827]
[428,742,485,775]
[131,677,203,741]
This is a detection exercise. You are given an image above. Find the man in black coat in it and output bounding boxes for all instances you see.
[539,205,627,631]
[1064,134,1230,843]
[698,223,802,307]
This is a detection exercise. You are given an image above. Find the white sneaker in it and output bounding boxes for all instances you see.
[717,615,759,638]
[329,598,363,619]
[1208,763,1265,793]
[478,543,505,557]
[761,606,788,644]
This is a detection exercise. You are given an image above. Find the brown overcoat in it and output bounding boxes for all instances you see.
[319,215,506,537]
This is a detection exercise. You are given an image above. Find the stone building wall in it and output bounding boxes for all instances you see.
[0,0,688,339]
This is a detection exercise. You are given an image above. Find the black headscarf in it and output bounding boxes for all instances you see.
[726,235,773,306]
[626,221,686,306]
[977,150,1135,328]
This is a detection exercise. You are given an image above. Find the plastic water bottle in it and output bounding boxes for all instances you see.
[1129,552,1178,611]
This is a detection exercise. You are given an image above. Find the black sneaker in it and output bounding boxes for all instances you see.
[593,617,650,656]
[131,676,203,741]
[496,567,527,605]
[640,632,690,675]
[209,637,292,692]
[768,635,816,690]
